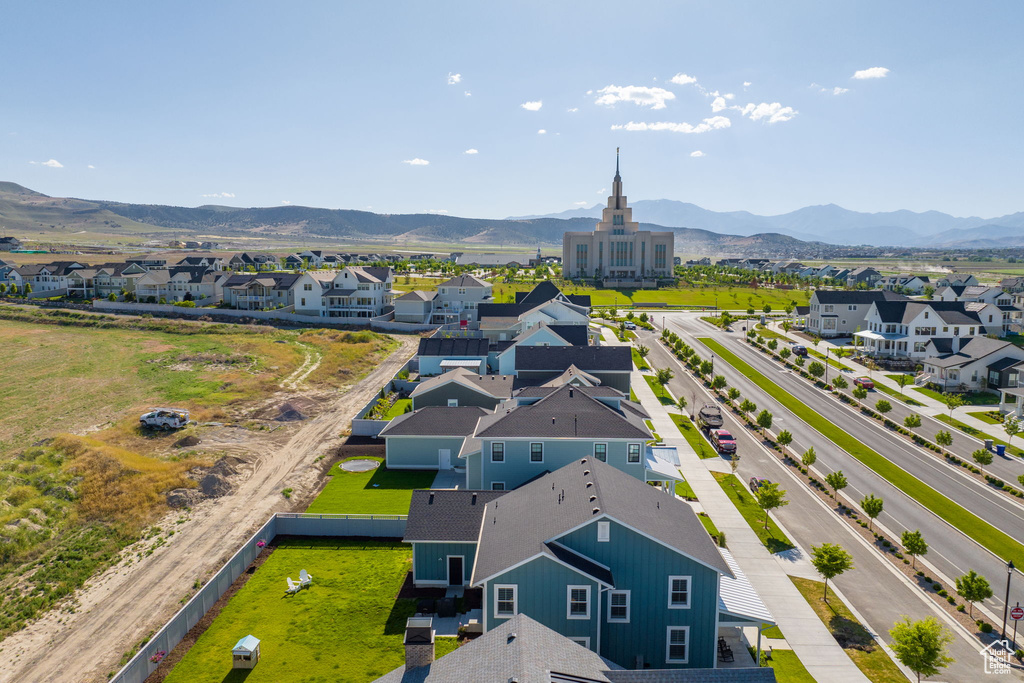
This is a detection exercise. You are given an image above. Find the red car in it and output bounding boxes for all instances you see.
[710,429,737,454]
[853,377,875,390]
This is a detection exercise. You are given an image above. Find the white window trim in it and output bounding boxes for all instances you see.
[491,481,505,491]
[627,443,641,463]
[530,442,544,463]
[668,575,691,609]
[447,398,459,407]
[608,589,630,623]
[597,521,610,542]
[569,636,591,649]
[566,585,591,620]
[494,583,517,618]
[491,441,505,462]
[594,442,608,462]
[666,625,690,664]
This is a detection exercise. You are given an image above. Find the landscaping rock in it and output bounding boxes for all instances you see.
[174,434,202,448]
[166,488,202,508]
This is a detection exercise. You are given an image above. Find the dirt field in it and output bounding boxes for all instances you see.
[0,334,418,683]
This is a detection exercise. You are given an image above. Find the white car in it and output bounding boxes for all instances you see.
[140,408,190,430]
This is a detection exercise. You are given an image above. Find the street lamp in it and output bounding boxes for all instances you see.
[824,346,829,386]
[1003,559,1016,640]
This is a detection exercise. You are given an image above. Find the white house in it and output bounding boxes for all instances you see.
[135,267,228,303]
[920,337,1024,392]
[292,266,394,319]
[807,289,906,338]
[877,274,931,295]
[936,273,980,288]
[394,274,493,324]
[854,300,984,359]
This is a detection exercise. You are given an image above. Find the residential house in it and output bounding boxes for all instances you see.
[93,263,148,297]
[409,368,514,410]
[229,252,279,271]
[298,250,335,268]
[806,290,907,338]
[877,274,931,295]
[394,275,494,325]
[936,273,980,288]
[125,257,167,270]
[936,286,1019,333]
[845,266,882,288]
[292,266,395,319]
[854,300,984,358]
[379,406,490,470]
[175,255,226,270]
[375,613,775,682]
[393,290,438,324]
[283,254,305,270]
[222,273,299,310]
[513,346,632,392]
[416,337,490,376]
[920,337,1024,392]
[478,282,591,343]
[769,260,805,275]
[0,236,22,251]
[1000,277,1024,294]
[404,458,773,670]
[135,267,228,302]
[8,261,87,294]
[494,323,592,375]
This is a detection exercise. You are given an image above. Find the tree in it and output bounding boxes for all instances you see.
[972,448,994,476]
[727,387,741,402]
[810,543,854,602]
[755,482,789,529]
[923,285,936,300]
[655,368,674,396]
[636,345,650,360]
[781,319,792,333]
[852,385,868,405]
[777,430,793,454]
[833,375,848,390]
[730,451,741,474]
[895,373,911,396]
[756,409,773,436]
[763,304,772,314]
[779,347,792,360]
[801,447,817,468]
[23,283,32,296]
[1005,417,1021,447]
[739,399,757,417]
[876,399,892,415]
[955,570,993,618]
[107,292,117,301]
[8,283,18,296]
[1018,473,1024,489]
[825,470,848,500]
[767,339,778,351]
[785,301,795,315]
[746,307,755,315]
[699,359,713,376]
[935,430,953,451]
[889,616,954,682]
[941,392,966,420]
[901,529,928,568]
[675,396,688,413]
[0,283,6,296]
[711,375,727,391]
[808,361,825,379]
[861,494,883,531]
[638,312,648,323]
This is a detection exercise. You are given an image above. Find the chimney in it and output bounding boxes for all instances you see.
[404,617,435,669]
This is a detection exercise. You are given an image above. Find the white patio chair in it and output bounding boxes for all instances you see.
[285,577,301,595]
[299,569,313,588]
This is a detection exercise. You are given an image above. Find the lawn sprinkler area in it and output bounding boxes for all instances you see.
[305,457,436,515]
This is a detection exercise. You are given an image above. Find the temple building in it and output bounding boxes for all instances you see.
[562,151,674,282]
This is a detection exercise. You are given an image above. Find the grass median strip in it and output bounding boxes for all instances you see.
[712,472,794,553]
[670,413,720,459]
[871,381,925,406]
[699,337,1024,566]
[644,374,676,406]
[934,414,1024,458]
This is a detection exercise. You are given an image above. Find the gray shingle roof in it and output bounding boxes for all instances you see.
[471,458,732,585]
[605,670,776,682]
[403,490,507,542]
[811,290,906,305]
[515,346,631,372]
[475,385,649,439]
[410,368,514,400]
[873,301,982,326]
[417,337,490,357]
[379,406,488,437]
[438,274,491,288]
[925,336,1021,368]
[396,290,437,302]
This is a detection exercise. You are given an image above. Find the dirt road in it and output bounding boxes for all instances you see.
[0,335,418,683]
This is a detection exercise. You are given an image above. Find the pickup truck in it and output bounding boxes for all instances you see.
[140,408,190,430]
[696,404,724,431]
[710,429,737,454]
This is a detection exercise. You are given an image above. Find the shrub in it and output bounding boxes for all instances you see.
[980,621,993,634]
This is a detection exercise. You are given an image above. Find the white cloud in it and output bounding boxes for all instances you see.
[597,188,607,194]
[29,159,63,168]
[724,93,735,100]
[574,201,589,206]
[711,97,727,112]
[537,129,547,134]
[812,83,850,96]
[743,81,752,87]
[610,116,731,134]
[281,200,291,204]
[464,148,479,155]
[464,91,472,97]
[690,150,705,157]
[402,158,430,166]
[832,86,849,95]
[520,100,543,111]
[567,107,579,113]
[736,102,797,123]
[670,73,698,86]
[447,72,462,85]
[595,85,675,110]
[852,66,889,80]
[87,164,96,169]
[426,209,448,214]
[201,192,235,198]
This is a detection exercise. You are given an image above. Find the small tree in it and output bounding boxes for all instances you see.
[711,375,727,391]
[808,361,825,379]
[810,543,854,602]
[781,319,792,333]
[853,385,868,405]
[876,399,892,415]
[801,447,817,468]
[895,373,911,396]
[955,570,993,618]
[972,448,994,476]
[767,339,778,351]
[730,451,741,474]
[935,430,953,452]
[795,356,806,367]
[861,494,883,531]
[655,368,674,396]
[825,470,848,500]
[941,392,966,420]
[904,413,922,429]
[699,359,713,376]
[763,304,772,314]
[0,283,6,295]
[777,430,793,455]
[833,375,848,390]
[636,345,650,360]
[889,616,954,682]
[756,409,773,436]
[779,347,791,360]
[675,395,688,413]
[901,529,928,568]
[727,387,740,402]
[638,312,648,323]
[1005,417,1021,447]
[23,283,32,296]
[746,307,755,315]
[739,399,757,418]
[755,482,789,529]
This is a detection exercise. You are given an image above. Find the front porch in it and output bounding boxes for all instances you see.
[852,330,912,358]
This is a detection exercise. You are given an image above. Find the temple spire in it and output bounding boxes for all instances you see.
[614,147,620,181]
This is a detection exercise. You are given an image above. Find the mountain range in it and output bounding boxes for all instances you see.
[511,200,1024,248]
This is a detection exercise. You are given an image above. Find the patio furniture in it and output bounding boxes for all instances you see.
[299,569,312,588]
[437,597,456,618]
[416,598,436,614]
[717,636,734,662]
[285,578,301,595]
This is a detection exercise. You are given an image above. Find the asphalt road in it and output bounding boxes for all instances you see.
[646,313,1024,627]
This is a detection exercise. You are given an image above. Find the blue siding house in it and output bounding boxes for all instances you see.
[379,406,487,470]
[416,337,489,376]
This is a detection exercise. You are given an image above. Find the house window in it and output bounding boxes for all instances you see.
[567,586,590,619]
[594,443,607,462]
[304,283,312,291]
[608,590,630,623]
[491,442,504,462]
[491,482,505,491]
[627,443,641,463]
[666,626,689,664]
[300,298,306,306]
[494,584,517,617]
[569,637,590,649]
[447,399,458,407]
[530,443,544,462]
[668,576,690,608]
[597,521,610,542]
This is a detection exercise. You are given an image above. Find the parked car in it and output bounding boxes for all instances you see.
[853,377,875,390]
[748,477,771,494]
[791,344,808,357]
[710,429,737,454]
[140,408,190,430]
[696,404,724,431]
[623,321,637,330]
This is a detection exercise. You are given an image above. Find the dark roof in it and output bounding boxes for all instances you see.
[478,302,536,318]
[514,280,591,307]
[546,542,615,585]
[812,289,906,305]
[223,273,299,289]
[403,490,507,542]
[323,287,358,297]
[168,266,219,283]
[438,274,490,288]
[606,671,776,683]
[514,385,622,399]
[988,356,1021,372]
[928,338,954,354]
[515,346,631,372]
[417,337,490,357]
[872,301,982,326]
[379,406,488,437]
[471,458,732,585]
[475,384,648,439]
[410,368,515,399]
[545,324,590,346]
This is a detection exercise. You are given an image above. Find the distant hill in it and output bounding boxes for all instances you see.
[511,199,1024,248]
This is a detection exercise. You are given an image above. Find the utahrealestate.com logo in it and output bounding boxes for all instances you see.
[980,639,1015,675]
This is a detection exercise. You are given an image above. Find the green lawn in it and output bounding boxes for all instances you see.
[764,649,815,683]
[934,414,1024,458]
[536,284,807,309]
[382,399,412,420]
[673,478,697,500]
[669,413,719,459]
[790,576,905,683]
[761,623,784,639]
[912,385,1001,405]
[644,419,662,442]
[630,387,638,402]
[968,410,1004,425]
[165,539,458,683]
[712,472,795,554]
[872,380,925,406]
[806,347,853,372]
[305,458,436,515]
[644,374,676,406]
[632,347,651,371]
[699,337,1024,566]
[696,511,719,537]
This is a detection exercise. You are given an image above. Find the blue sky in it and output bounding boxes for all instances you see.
[2,1,1022,220]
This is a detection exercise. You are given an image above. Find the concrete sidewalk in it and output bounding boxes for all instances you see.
[631,368,869,682]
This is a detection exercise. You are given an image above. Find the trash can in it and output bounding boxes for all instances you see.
[984,439,994,451]
[996,444,1006,456]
